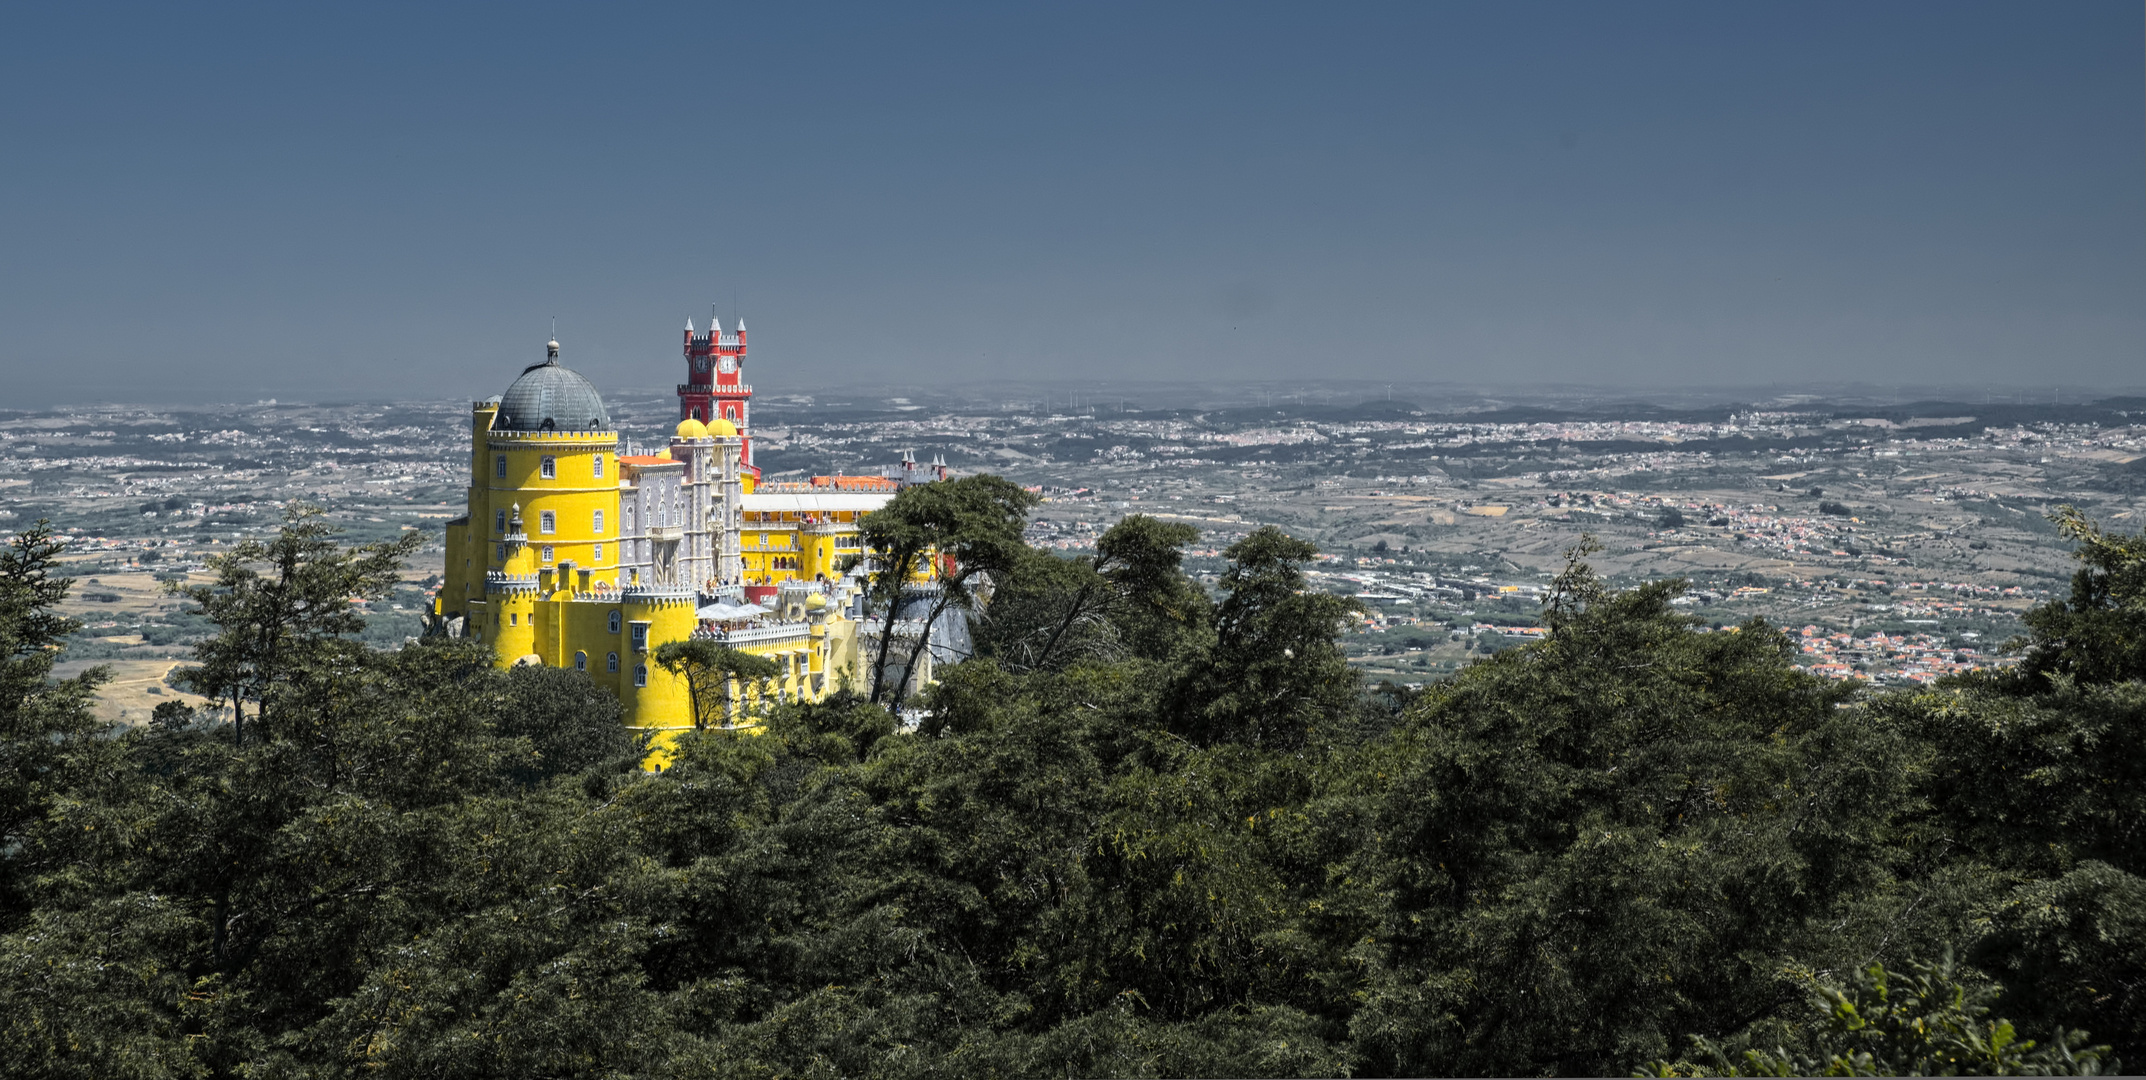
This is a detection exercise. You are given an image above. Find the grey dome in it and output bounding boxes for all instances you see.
[494,354,611,432]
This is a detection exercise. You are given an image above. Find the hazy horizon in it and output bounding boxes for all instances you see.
[4,2,2141,408]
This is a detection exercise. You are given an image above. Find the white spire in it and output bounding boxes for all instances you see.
[709,314,723,336]
[686,318,695,333]
[736,318,747,334]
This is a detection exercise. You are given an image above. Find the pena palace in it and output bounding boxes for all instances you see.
[436,312,951,759]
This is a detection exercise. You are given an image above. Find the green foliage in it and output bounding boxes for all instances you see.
[977,514,1209,670]
[495,649,647,781]
[1645,954,2115,1076]
[1878,511,2146,1063]
[1169,526,1360,749]
[1345,544,1899,1075]
[0,509,2134,1077]
[0,521,112,927]
[168,502,422,745]
[2017,505,2146,687]
[860,474,1040,707]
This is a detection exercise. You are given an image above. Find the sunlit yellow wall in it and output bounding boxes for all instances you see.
[819,612,865,694]
[490,586,538,661]
[739,508,872,586]
[541,595,630,688]
[443,398,893,769]
[484,430,621,583]
[614,594,699,766]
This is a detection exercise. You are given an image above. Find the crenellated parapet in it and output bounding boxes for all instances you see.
[486,571,540,595]
[436,317,918,767]
[619,586,698,606]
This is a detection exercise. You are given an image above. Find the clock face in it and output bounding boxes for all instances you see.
[718,356,737,374]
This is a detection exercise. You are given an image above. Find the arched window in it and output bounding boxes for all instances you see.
[607,652,619,673]
[574,651,587,671]
[633,663,647,687]
[495,455,507,478]
[608,610,621,633]
[591,453,604,478]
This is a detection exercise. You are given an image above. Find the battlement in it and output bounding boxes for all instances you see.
[619,586,697,606]
[695,622,811,649]
[486,571,540,594]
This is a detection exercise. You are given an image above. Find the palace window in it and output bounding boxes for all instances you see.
[495,509,506,534]
[592,454,604,478]
[633,663,647,687]
[541,546,553,563]
[593,509,604,534]
[608,610,621,633]
[509,613,518,626]
[539,510,555,534]
[495,543,505,561]
[540,456,556,479]
[592,543,603,563]
[574,651,587,671]
[606,651,619,673]
[495,455,507,478]
[631,623,648,652]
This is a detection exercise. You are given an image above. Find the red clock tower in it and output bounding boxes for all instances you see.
[679,312,755,473]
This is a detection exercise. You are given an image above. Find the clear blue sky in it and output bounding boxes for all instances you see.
[3,1,2139,405]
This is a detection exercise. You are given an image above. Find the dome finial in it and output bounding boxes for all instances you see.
[547,317,560,364]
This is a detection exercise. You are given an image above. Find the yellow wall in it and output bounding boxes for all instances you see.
[483,432,621,583]
[613,593,699,765]
[738,509,867,586]
[441,398,884,770]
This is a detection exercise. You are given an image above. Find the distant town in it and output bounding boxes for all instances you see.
[6,382,2142,723]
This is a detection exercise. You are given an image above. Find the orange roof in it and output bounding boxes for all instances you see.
[811,474,898,491]
[618,455,670,465]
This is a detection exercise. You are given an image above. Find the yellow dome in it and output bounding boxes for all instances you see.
[805,593,828,611]
[675,417,709,440]
[708,417,739,438]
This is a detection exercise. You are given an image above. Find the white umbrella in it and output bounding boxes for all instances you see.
[696,602,767,621]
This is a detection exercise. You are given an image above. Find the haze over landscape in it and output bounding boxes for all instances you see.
[6,5,2146,1077]
[3,1,2141,406]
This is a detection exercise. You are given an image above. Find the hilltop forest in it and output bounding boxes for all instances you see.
[2,478,2141,1078]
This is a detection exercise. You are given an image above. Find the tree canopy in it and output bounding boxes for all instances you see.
[0,498,2137,1077]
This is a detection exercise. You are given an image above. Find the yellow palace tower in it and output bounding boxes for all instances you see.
[438,333,901,758]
